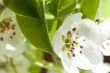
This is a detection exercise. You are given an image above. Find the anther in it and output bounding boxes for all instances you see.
[72,27,76,32]
[65,43,71,48]
[95,19,100,22]
[69,49,73,53]
[72,43,74,46]
[72,53,75,57]
[65,38,70,43]
[12,25,16,30]
[0,37,3,41]
[10,36,13,39]
[80,45,84,48]
[73,40,78,45]
[12,32,16,36]
[80,51,82,54]
[67,31,71,36]
[71,47,75,50]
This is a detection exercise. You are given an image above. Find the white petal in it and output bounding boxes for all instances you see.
[76,19,104,44]
[59,52,73,70]
[72,47,92,70]
[92,62,110,73]
[99,20,110,40]
[60,13,82,33]
[61,57,79,73]
[83,40,103,65]
[52,29,64,55]
[99,20,110,56]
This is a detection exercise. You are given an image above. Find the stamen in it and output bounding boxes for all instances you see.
[67,31,71,36]
[10,36,13,39]
[80,45,84,48]
[65,38,70,43]
[72,27,76,32]
[69,49,73,53]
[67,52,72,58]
[0,17,17,41]
[2,19,10,26]
[12,32,16,36]
[80,51,82,54]
[12,25,16,30]
[0,37,3,41]
[65,43,71,48]
[73,40,78,45]
[71,47,75,50]
[72,53,75,57]
[72,43,74,46]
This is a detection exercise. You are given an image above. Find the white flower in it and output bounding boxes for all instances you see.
[99,20,110,56]
[52,13,104,73]
[92,62,110,73]
[0,9,26,58]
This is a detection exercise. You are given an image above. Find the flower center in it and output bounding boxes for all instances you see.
[0,17,16,42]
[61,27,85,58]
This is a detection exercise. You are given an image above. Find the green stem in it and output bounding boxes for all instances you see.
[10,58,18,73]
[34,60,63,71]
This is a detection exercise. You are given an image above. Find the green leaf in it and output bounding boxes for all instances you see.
[45,0,76,18]
[80,0,100,20]
[3,0,40,18]
[97,0,110,20]
[16,14,54,54]
[48,20,58,41]
[29,65,41,73]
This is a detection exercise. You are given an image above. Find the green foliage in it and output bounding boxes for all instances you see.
[16,14,54,54]
[45,0,76,18]
[80,0,100,20]
[97,0,110,20]
[3,0,36,17]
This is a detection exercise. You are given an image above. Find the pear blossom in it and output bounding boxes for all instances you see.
[52,13,104,73]
[0,9,26,58]
[99,20,110,56]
